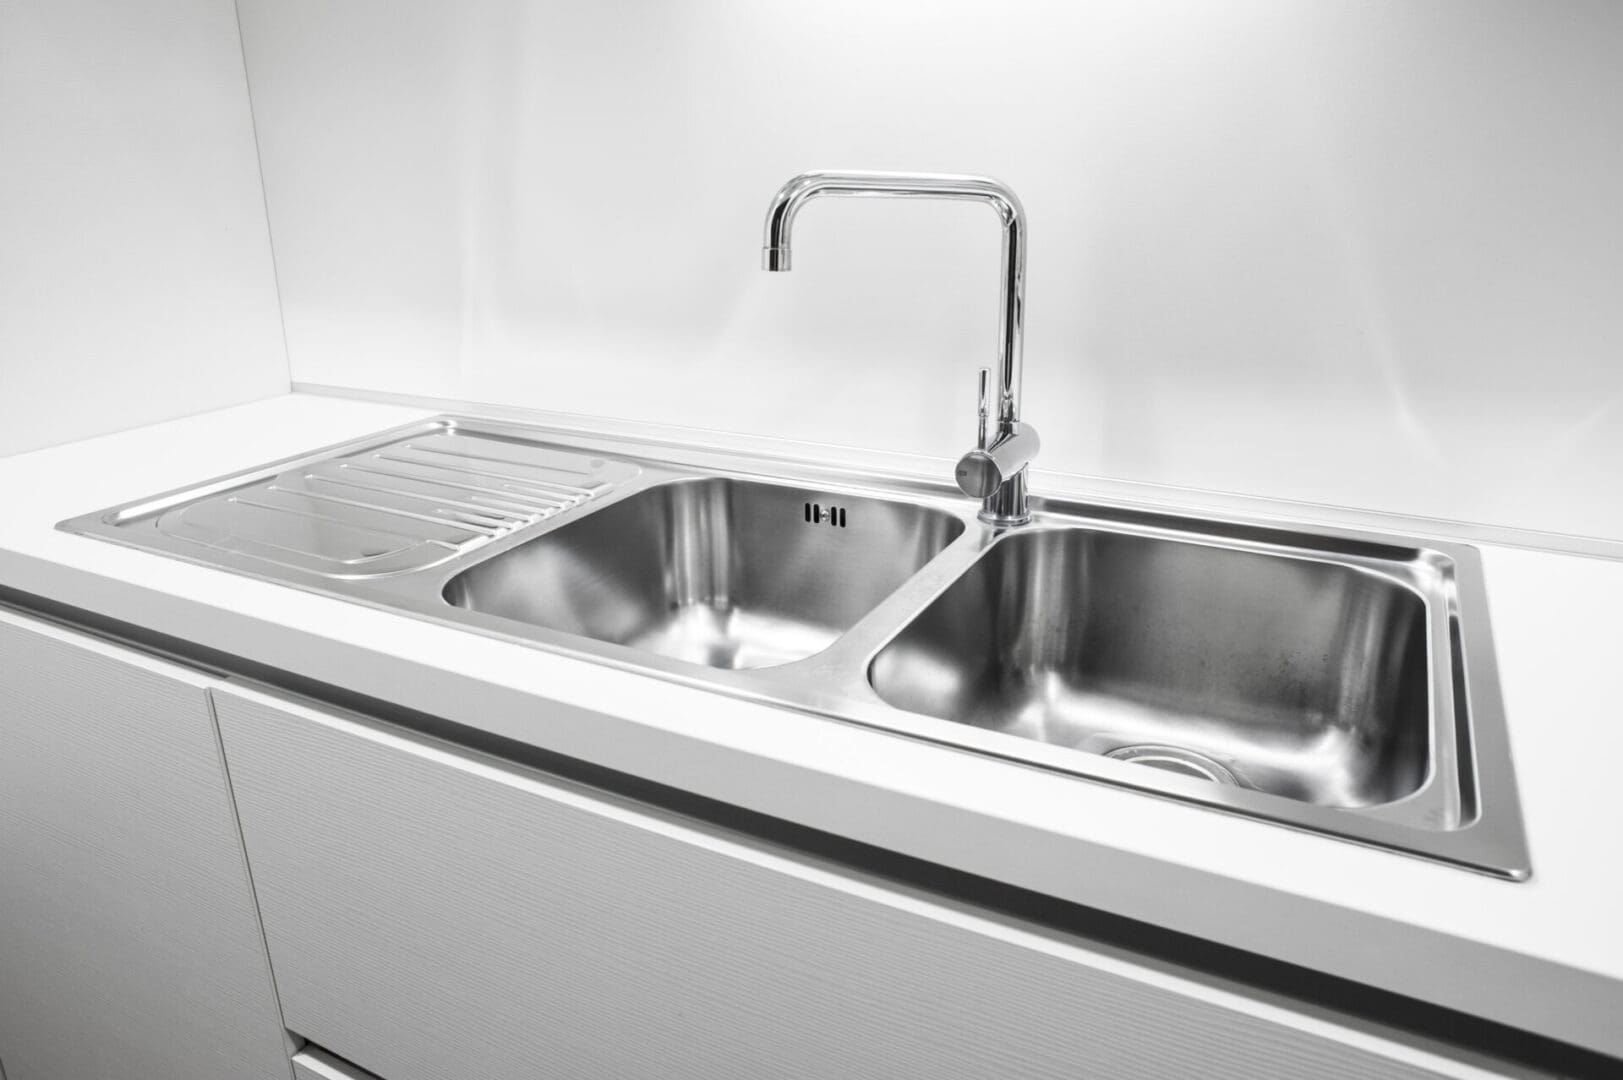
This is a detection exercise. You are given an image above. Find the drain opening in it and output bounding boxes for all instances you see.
[1105,744,1240,787]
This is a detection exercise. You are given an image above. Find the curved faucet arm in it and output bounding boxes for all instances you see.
[761,170,1027,428]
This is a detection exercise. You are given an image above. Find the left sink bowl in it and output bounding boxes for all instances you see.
[443,476,963,669]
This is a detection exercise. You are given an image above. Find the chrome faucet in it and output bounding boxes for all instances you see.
[761,171,1040,526]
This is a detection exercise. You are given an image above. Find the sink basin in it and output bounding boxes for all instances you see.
[870,528,1433,811]
[444,477,963,669]
[60,413,1528,876]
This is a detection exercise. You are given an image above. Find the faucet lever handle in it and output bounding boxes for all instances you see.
[976,366,991,449]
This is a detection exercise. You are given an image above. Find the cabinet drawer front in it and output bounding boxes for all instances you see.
[214,684,1495,1080]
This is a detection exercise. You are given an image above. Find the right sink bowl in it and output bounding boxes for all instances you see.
[871,528,1431,810]
[866,520,1531,880]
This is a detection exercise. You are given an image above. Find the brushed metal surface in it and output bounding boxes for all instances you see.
[445,476,962,669]
[0,609,292,1080]
[871,529,1432,811]
[59,414,1527,877]
[102,426,635,578]
[217,685,1522,1080]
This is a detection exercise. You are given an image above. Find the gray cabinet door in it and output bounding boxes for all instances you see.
[0,610,292,1080]
[215,681,1515,1080]
[293,1046,383,1080]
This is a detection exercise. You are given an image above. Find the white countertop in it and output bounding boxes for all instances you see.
[3,392,1620,1056]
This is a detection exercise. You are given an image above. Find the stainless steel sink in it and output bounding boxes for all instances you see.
[443,477,962,669]
[870,529,1432,812]
[58,414,1529,878]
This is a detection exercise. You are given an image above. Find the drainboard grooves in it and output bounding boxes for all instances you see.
[305,470,532,522]
[295,474,529,532]
[301,474,525,530]
[265,485,508,536]
[374,450,608,498]
[397,437,601,478]
[335,462,576,511]
[149,431,638,578]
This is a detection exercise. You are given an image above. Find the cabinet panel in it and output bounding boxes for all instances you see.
[215,683,1505,1080]
[294,1046,383,1080]
[0,610,291,1080]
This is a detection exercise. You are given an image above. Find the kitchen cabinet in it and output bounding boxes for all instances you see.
[214,680,1524,1080]
[0,609,291,1080]
[293,1046,382,1080]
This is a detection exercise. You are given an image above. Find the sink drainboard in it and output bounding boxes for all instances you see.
[138,431,638,578]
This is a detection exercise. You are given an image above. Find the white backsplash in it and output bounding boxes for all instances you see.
[0,0,287,459]
[237,0,1623,539]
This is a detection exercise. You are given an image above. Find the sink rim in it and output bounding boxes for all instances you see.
[57,413,1530,880]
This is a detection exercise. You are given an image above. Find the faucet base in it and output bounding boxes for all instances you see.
[977,470,1032,528]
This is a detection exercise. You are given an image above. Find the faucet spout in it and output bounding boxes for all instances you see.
[760,170,1037,525]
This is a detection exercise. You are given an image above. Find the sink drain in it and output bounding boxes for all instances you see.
[1104,744,1240,786]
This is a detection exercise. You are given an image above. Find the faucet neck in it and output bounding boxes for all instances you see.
[762,171,1037,527]
[762,171,1027,431]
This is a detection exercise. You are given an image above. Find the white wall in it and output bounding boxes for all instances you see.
[238,0,1623,539]
[0,0,287,459]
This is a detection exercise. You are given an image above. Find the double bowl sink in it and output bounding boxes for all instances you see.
[60,416,1528,878]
